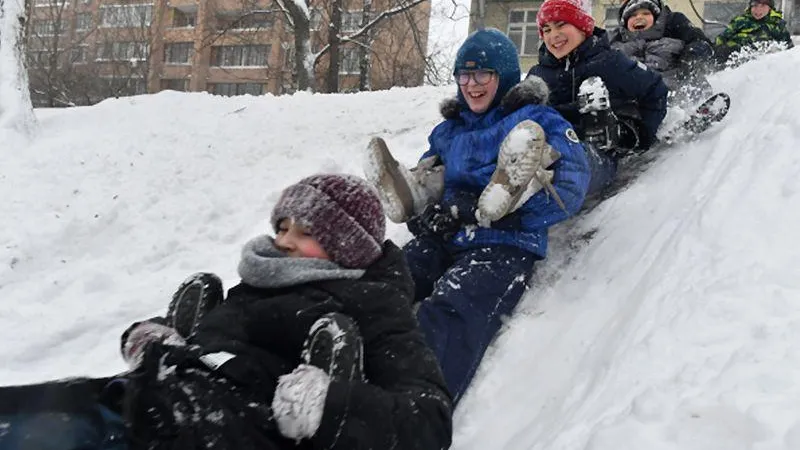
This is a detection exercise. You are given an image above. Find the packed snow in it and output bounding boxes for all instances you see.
[1,47,799,449]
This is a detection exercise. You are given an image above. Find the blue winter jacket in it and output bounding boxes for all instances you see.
[420,104,590,258]
[528,28,668,149]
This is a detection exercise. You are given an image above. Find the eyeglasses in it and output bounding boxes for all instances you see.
[455,70,496,86]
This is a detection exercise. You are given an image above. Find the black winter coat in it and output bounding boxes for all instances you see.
[124,242,453,450]
[528,28,668,149]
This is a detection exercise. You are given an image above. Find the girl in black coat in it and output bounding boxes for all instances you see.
[0,174,452,450]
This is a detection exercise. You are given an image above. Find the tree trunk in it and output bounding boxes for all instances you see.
[326,0,341,93]
[358,0,371,91]
[0,0,36,136]
[284,0,315,91]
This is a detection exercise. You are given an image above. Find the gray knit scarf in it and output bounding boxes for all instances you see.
[237,235,365,289]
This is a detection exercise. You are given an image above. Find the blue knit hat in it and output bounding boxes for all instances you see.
[453,28,521,112]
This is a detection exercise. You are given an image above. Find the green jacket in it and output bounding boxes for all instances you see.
[716,8,794,50]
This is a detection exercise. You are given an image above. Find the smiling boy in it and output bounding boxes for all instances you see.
[528,0,668,193]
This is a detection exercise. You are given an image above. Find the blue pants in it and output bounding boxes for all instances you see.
[585,143,618,196]
[0,405,126,450]
[406,236,538,404]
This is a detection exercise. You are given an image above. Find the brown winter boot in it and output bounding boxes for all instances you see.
[364,137,444,223]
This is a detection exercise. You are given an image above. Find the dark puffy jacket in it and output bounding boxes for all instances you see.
[124,242,452,450]
[610,7,714,89]
[528,28,668,149]
[715,8,794,61]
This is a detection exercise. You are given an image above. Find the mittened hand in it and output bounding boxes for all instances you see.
[121,321,185,369]
[417,203,461,239]
[272,364,330,441]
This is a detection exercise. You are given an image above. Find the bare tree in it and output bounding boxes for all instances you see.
[26,0,99,106]
[0,0,36,135]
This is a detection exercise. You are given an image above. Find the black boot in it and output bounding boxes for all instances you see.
[166,272,224,338]
[302,313,364,382]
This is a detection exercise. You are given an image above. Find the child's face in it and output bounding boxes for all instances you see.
[457,69,499,114]
[626,9,655,31]
[274,218,330,261]
[541,21,586,60]
[750,2,770,19]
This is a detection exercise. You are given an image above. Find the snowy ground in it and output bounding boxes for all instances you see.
[1,48,799,449]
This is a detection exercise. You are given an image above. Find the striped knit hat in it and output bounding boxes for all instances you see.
[271,174,385,269]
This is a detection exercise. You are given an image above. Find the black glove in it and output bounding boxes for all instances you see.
[408,203,462,239]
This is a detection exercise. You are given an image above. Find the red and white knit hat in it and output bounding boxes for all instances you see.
[537,0,595,38]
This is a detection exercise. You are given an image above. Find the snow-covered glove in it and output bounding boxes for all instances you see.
[121,320,185,370]
[500,75,550,115]
[272,364,330,441]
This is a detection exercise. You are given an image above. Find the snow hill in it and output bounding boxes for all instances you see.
[2,48,799,449]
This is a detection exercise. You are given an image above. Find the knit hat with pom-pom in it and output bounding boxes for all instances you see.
[537,0,595,37]
[271,174,385,269]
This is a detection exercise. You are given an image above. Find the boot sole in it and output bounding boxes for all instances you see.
[365,137,415,223]
[478,120,558,222]
[302,313,364,382]
[166,272,224,338]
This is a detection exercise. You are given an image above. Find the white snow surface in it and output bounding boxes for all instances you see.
[2,48,800,449]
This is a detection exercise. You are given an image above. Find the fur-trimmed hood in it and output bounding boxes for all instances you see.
[440,75,550,120]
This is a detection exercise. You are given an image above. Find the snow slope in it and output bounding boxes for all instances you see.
[1,49,799,449]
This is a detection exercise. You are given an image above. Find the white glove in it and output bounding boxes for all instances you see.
[271,364,330,441]
[122,321,185,369]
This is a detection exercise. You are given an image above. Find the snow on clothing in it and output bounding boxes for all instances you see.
[409,28,590,405]
[410,238,538,403]
[0,239,452,450]
[609,7,714,91]
[527,27,669,150]
[715,8,794,58]
[411,100,589,402]
[420,104,590,258]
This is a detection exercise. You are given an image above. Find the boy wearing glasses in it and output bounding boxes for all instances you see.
[365,28,591,404]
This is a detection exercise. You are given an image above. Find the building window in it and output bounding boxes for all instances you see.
[225,12,274,30]
[161,78,188,91]
[309,8,322,31]
[99,4,153,28]
[33,0,68,8]
[282,46,294,70]
[339,46,359,74]
[75,13,92,31]
[97,41,149,61]
[165,42,193,64]
[28,51,50,65]
[212,45,269,67]
[211,83,264,96]
[341,10,363,32]
[172,9,196,27]
[507,10,539,56]
[604,7,620,30]
[71,45,89,63]
[703,2,747,38]
[31,20,60,36]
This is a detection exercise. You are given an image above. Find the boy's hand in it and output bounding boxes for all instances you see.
[272,364,330,441]
[121,320,185,369]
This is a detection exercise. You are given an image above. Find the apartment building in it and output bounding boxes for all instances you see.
[469,0,798,70]
[25,0,430,106]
